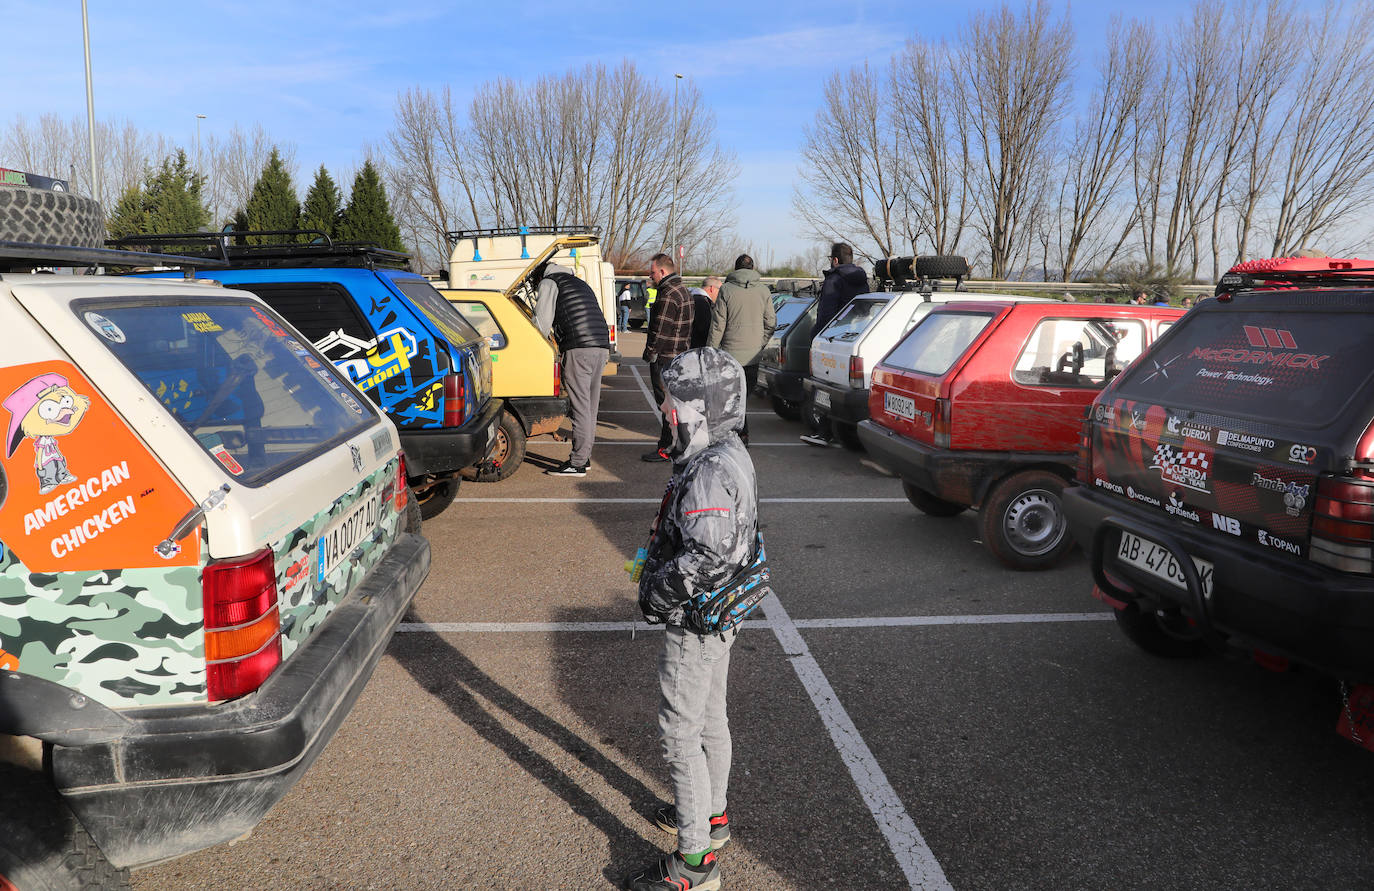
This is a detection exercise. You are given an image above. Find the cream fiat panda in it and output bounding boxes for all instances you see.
[0,182,429,889]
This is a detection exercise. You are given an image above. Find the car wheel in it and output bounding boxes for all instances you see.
[1112,603,1210,657]
[628,319,645,330]
[834,421,863,451]
[414,475,460,520]
[0,185,105,247]
[770,393,801,421]
[0,765,131,891]
[483,410,527,481]
[902,481,965,517]
[979,470,1074,569]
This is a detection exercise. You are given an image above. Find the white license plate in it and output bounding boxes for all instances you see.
[814,389,831,409]
[316,490,383,584]
[1116,531,1214,598]
[884,391,916,420]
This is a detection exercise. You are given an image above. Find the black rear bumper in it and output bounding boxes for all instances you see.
[760,366,805,404]
[858,420,1073,507]
[400,396,504,476]
[801,377,870,425]
[1064,485,1374,680]
[49,532,431,869]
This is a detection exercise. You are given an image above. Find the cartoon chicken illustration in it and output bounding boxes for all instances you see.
[4,373,91,495]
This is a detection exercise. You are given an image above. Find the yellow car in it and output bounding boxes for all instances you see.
[437,288,567,480]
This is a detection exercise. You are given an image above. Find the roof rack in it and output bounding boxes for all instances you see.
[873,255,970,295]
[0,240,227,274]
[1214,257,1374,295]
[443,225,601,251]
[106,229,410,270]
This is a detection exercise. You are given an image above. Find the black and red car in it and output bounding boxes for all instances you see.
[1065,258,1374,702]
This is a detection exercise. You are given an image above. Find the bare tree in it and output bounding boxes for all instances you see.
[2,114,170,211]
[892,40,970,256]
[957,0,1075,279]
[1055,18,1151,280]
[202,125,295,225]
[792,62,907,261]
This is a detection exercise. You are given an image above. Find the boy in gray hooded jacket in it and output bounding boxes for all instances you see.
[628,347,759,891]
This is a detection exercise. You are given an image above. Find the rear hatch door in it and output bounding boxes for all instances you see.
[810,294,891,386]
[1091,298,1374,558]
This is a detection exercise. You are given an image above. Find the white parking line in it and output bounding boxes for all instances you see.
[397,612,1112,633]
[452,497,908,504]
[761,594,953,891]
[627,364,660,419]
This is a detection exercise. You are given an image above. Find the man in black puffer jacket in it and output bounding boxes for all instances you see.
[533,260,610,476]
[811,241,869,337]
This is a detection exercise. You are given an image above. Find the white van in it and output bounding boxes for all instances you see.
[803,289,1053,447]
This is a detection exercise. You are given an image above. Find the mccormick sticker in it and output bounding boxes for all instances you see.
[1150,444,1211,494]
[0,362,199,571]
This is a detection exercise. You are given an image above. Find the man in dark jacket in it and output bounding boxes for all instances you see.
[811,242,869,337]
[533,260,611,476]
[708,254,776,446]
[688,277,720,350]
[629,347,761,891]
[643,253,695,462]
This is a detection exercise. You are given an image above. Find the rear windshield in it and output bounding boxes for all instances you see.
[1114,308,1374,425]
[882,311,995,376]
[451,300,507,350]
[774,299,810,332]
[819,296,889,341]
[393,278,482,349]
[77,299,374,485]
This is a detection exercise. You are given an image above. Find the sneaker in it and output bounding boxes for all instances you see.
[544,461,587,476]
[799,433,837,448]
[625,851,721,891]
[641,449,670,463]
[652,805,730,850]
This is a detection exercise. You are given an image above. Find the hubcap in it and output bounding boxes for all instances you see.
[1001,488,1066,556]
[491,426,510,465]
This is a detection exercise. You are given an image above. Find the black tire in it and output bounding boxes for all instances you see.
[834,421,863,451]
[913,255,971,279]
[628,318,645,330]
[979,470,1075,570]
[484,410,527,481]
[404,490,423,534]
[1113,603,1210,658]
[0,186,105,248]
[770,393,801,421]
[0,765,130,891]
[414,475,459,520]
[903,481,965,517]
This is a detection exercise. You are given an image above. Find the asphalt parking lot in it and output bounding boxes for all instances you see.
[135,332,1374,890]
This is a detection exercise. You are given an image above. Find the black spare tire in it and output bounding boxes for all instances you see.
[0,185,105,248]
[913,255,970,280]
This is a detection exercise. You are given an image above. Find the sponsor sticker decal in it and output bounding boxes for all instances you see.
[1251,472,1309,516]
[83,312,126,344]
[1126,485,1161,507]
[1166,413,1212,442]
[180,311,222,333]
[1217,429,1275,453]
[1257,528,1302,555]
[1150,444,1211,493]
[1210,512,1242,536]
[1287,443,1317,466]
[1166,491,1201,522]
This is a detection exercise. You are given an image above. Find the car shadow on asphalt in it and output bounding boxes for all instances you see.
[388,624,664,887]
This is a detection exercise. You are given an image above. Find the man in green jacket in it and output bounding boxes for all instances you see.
[707,254,776,446]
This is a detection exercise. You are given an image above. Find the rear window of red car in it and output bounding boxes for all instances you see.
[1113,308,1374,426]
[882,311,994,376]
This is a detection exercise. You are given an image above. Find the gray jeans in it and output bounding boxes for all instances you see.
[658,625,737,855]
[562,347,608,466]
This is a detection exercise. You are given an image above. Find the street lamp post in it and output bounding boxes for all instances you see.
[81,0,99,202]
[668,73,683,265]
[196,114,207,171]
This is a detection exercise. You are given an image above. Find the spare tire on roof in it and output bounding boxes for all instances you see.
[913,255,970,279]
[0,184,105,248]
[874,256,915,284]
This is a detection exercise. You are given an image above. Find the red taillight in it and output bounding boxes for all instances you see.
[849,356,864,388]
[395,452,410,511]
[203,547,281,701]
[933,397,951,448]
[553,360,562,398]
[443,372,465,427]
[1076,410,1094,485]
[1311,475,1374,574]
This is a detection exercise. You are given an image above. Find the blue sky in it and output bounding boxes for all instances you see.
[10,0,1216,261]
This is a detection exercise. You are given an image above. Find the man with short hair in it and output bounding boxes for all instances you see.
[811,242,869,337]
[643,253,695,462]
[689,276,720,350]
[533,260,611,476]
[708,254,776,446]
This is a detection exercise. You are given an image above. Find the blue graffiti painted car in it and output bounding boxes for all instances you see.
[128,237,502,519]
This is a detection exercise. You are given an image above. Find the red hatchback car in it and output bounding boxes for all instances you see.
[859,300,1183,568]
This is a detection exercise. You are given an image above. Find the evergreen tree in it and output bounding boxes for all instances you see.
[300,165,342,241]
[337,161,405,252]
[240,147,299,243]
[106,150,210,238]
